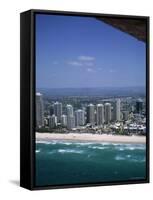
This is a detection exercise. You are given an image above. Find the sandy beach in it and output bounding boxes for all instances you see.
[36,132,146,144]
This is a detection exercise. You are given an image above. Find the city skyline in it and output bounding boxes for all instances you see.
[36,92,146,135]
[36,14,146,89]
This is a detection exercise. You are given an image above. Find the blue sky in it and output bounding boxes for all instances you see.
[36,14,146,88]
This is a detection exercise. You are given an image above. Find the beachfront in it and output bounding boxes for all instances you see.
[36,132,146,144]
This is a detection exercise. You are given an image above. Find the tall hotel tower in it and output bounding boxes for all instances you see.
[66,104,75,129]
[96,104,104,125]
[61,114,67,127]
[114,99,121,121]
[53,102,62,123]
[104,103,111,123]
[36,93,44,128]
[48,114,57,129]
[75,109,85,127]
[87,104,95,125]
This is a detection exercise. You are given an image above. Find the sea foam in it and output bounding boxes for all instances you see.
[36,149,41,153]
[58,149,84,154]
[88,146,108,150]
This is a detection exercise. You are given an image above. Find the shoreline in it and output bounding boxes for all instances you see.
[36,132,146,144]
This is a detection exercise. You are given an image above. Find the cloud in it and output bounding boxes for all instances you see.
[87,68,95,72]
[78,56,95,61]
[67,61,83,66]
[67,55,95,67]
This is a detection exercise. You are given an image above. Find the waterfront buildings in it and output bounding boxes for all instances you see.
[66,104,74,116]
[67,115,75,130]
[87,104,95,125]
[96,104,104,125]
[35,92,146,135]
[49,105,54,116]
[75,109,85,127]
[61,114,67,127]
[66,104,75,129]
[36,93,44,128]
[104,103,111,123]
[53,102,62,123]
[114,99,121,121]
[49,114,57,129]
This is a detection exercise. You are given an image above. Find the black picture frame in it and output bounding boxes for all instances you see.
[20,9,150,190]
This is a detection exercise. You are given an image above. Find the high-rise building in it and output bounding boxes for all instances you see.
[86,104,95,125]
[104,103,111,123]
[36,93,44,128]
[49,105,54,116]
[67,115,75,130]
[53,102,62,123]
[66,104,75,129]
[136,99,143,114]
[75,109,85,127]
[96,104,104,126]
[66,104,73,116]
[114,99,121,121]
[61,114,67,127]
[122,111,129,121]
[48,114,57,129]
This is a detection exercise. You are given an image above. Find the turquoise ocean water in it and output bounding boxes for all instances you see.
[35,140,146,186]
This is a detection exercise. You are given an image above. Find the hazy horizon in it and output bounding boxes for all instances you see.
[36,86,145,97]
[36,85,145,89]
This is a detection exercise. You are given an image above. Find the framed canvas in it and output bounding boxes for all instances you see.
[20,9,149,190]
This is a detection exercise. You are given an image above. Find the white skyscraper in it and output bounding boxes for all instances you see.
[61,114,67,127]
[86,104,95,125]
[48,114,57,129]
[75,109,85,127]
[67,115,75,130]
[66,104,73,116]
[36,93,44,128]
[96,104,104,126]
[104,103,111,123]
[66,105,75,129]
[53,102,62,123]
[114,99,121,121]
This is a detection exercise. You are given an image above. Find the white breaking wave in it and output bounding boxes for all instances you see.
[115,156,126,161]
[129,147,135,150]
[115,154,145,162]
[58,149,84,154]
[119,148,124,151]
[36,140,62,145]
[112,143,123,146]
[62,142,73,145]
[114,145,146,151]
[130,158,146,163]
[36,149,41,153]
[75,142,95,146]
[88,146,108,150]
[36,141,52,145]
[100,142,110,146]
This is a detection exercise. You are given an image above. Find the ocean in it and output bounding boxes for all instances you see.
[35,141,146,186]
